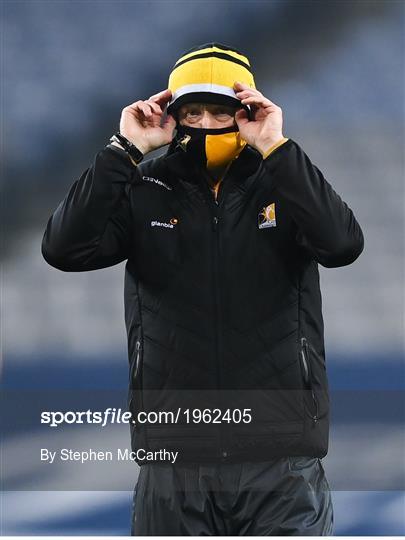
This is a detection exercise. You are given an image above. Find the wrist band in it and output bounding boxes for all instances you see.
[109,132,144,165]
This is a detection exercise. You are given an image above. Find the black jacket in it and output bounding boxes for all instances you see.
[42,136,364,464]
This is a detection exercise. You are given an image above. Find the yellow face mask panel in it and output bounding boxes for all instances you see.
[205,130,247,169]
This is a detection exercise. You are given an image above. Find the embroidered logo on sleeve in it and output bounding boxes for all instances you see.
[258,203,277,229]
[142,175,172,191]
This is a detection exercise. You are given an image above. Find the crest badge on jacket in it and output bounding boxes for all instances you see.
[258,202,277,229]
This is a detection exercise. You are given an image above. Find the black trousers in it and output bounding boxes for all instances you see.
[130,457,334,535]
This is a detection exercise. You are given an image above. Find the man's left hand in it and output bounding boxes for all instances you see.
[233,81,285,156]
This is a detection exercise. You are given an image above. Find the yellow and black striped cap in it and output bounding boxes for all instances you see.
[167,42,256,116]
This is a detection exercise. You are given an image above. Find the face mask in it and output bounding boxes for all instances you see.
[175,124,247,169]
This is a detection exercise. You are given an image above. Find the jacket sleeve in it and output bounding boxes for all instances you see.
[262,138,364,268]
[41,145,138,272]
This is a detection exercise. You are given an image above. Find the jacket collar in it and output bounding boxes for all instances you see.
[161,136,263,191]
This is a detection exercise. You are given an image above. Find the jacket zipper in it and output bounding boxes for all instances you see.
[212,213,227,458]
[300,336,319,425]
[197,168,230,459]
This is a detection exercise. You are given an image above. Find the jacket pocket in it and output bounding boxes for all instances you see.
[129,338,143,415]
[134,217,182,289]
[133,339,142,380]
[299,336,329,425]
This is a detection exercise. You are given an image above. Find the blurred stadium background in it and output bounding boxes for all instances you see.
[1,0,404,535]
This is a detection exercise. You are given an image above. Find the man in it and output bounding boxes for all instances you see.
[42,43,364,535]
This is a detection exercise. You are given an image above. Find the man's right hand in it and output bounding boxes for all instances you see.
[117,89,177,155]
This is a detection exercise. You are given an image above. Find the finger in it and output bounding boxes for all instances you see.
[126,99,148,110]
[235,108,250,117]
[149,89,171,100]
[244,95,280,108]
[234,108,250,127]
[145,100,162,115]
[135,102,151,118]
[233,81,251,88]
[125,101,151,121]
[149,89,172,106]
[162,112,176,123]
[234,83,276,104]
[144,102,158,117]
[162,113,176,129]
[240,96,274,108]
[235,89,263,99]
